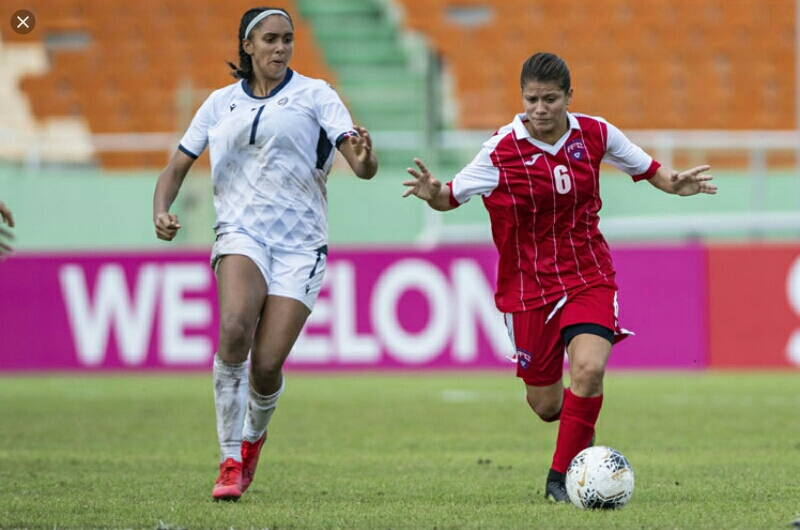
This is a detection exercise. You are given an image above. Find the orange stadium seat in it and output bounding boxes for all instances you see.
[0,0,335,168]
[396,0,796,130]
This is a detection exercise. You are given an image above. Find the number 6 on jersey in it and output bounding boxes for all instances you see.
[553,165,572,194]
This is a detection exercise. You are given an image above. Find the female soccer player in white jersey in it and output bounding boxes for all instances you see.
[152,7,378,501]
[403,52,716,503]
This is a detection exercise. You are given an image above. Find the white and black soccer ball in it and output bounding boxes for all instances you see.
[565,445,634,509]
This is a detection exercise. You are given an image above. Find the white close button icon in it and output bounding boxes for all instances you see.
[11,10,35,35]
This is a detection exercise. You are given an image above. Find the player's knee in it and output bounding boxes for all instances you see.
[527,395,562,422]
[218,317,252,355]
[569,362,605,395]
[249,357,283,388]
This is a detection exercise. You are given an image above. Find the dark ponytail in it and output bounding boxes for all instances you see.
[227,7,294,80]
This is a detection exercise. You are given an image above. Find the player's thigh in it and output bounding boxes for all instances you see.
[567,332,612,375]
[216,252,268,305]
[212,232,270,323]
[566,332,612,397]
[250,245,324,368]
[215,253,268,355]
[251,294,311,369]
[560,286,617,395]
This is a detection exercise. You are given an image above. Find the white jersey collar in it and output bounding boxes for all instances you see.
[512,112,580,154]
[240,68,295,99]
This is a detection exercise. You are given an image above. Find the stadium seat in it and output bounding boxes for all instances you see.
[395,0,796,130]
[1,0,796,167]
[0,0,335,168]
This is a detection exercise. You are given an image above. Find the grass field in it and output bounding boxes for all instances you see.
[1,371,799,529]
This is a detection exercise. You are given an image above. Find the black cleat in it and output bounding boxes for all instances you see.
[545,469,570,503]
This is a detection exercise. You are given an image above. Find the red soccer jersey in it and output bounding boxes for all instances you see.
[447,112,660,313]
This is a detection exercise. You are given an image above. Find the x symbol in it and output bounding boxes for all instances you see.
[11,10,35,34]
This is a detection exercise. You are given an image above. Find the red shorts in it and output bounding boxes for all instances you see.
[505,283,631,387]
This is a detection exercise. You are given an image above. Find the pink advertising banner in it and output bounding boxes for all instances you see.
[0,245,707,372]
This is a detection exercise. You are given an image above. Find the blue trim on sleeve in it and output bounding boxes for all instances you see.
[335,130,358,148]
[316,128,333,170]
[178,144,198,159]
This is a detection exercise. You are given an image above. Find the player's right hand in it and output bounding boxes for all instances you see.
[403,158,442,201]
[154,212,181,241]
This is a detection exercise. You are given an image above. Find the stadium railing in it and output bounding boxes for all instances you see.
[398,129,800,244]
[2,128,799,243]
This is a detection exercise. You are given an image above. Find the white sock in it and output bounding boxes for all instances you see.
[242,376,285,443]
[213,354,249,462]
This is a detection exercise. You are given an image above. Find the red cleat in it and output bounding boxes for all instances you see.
[212,457,243,501]
[240,432,267,493]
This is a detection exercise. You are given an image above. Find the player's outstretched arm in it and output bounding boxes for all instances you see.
[648,165,717,197]
[403,158,455,212]
[339,125,378,180]
[153,150,194,241]
[0,200,14,229]
[0,200,14,258]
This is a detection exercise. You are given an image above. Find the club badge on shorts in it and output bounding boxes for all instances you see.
[517,349,532,370]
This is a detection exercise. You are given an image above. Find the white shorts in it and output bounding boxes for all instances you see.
[210,231,327,311]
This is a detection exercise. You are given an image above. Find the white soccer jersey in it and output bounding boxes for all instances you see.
[179,69,357,249]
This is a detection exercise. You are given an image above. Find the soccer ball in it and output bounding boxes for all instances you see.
[565,445,634,509]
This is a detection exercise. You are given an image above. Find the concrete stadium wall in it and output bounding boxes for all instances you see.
[1,165,798,250]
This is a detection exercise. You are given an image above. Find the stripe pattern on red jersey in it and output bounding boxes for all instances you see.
[449,113,659,312]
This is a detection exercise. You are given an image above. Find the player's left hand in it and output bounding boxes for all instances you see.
[671,165,717,196]
[349,126,373,164]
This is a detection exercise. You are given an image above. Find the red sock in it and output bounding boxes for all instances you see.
[551,388,603,473]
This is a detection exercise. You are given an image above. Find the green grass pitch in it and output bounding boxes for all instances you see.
[1,371,798,529]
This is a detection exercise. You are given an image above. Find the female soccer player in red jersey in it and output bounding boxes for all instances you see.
[403,52,716,503]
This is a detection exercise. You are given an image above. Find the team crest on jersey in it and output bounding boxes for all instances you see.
[565,138,587,161]
[517,349,532,370]
[277,97,289,106]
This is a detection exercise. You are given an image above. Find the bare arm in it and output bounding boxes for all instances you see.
[0,200,14,257]
[338,125,379,180]
[0,200,14,228]
[647,164,717,196]
[402,158,456,212]
[153,150,195,241]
